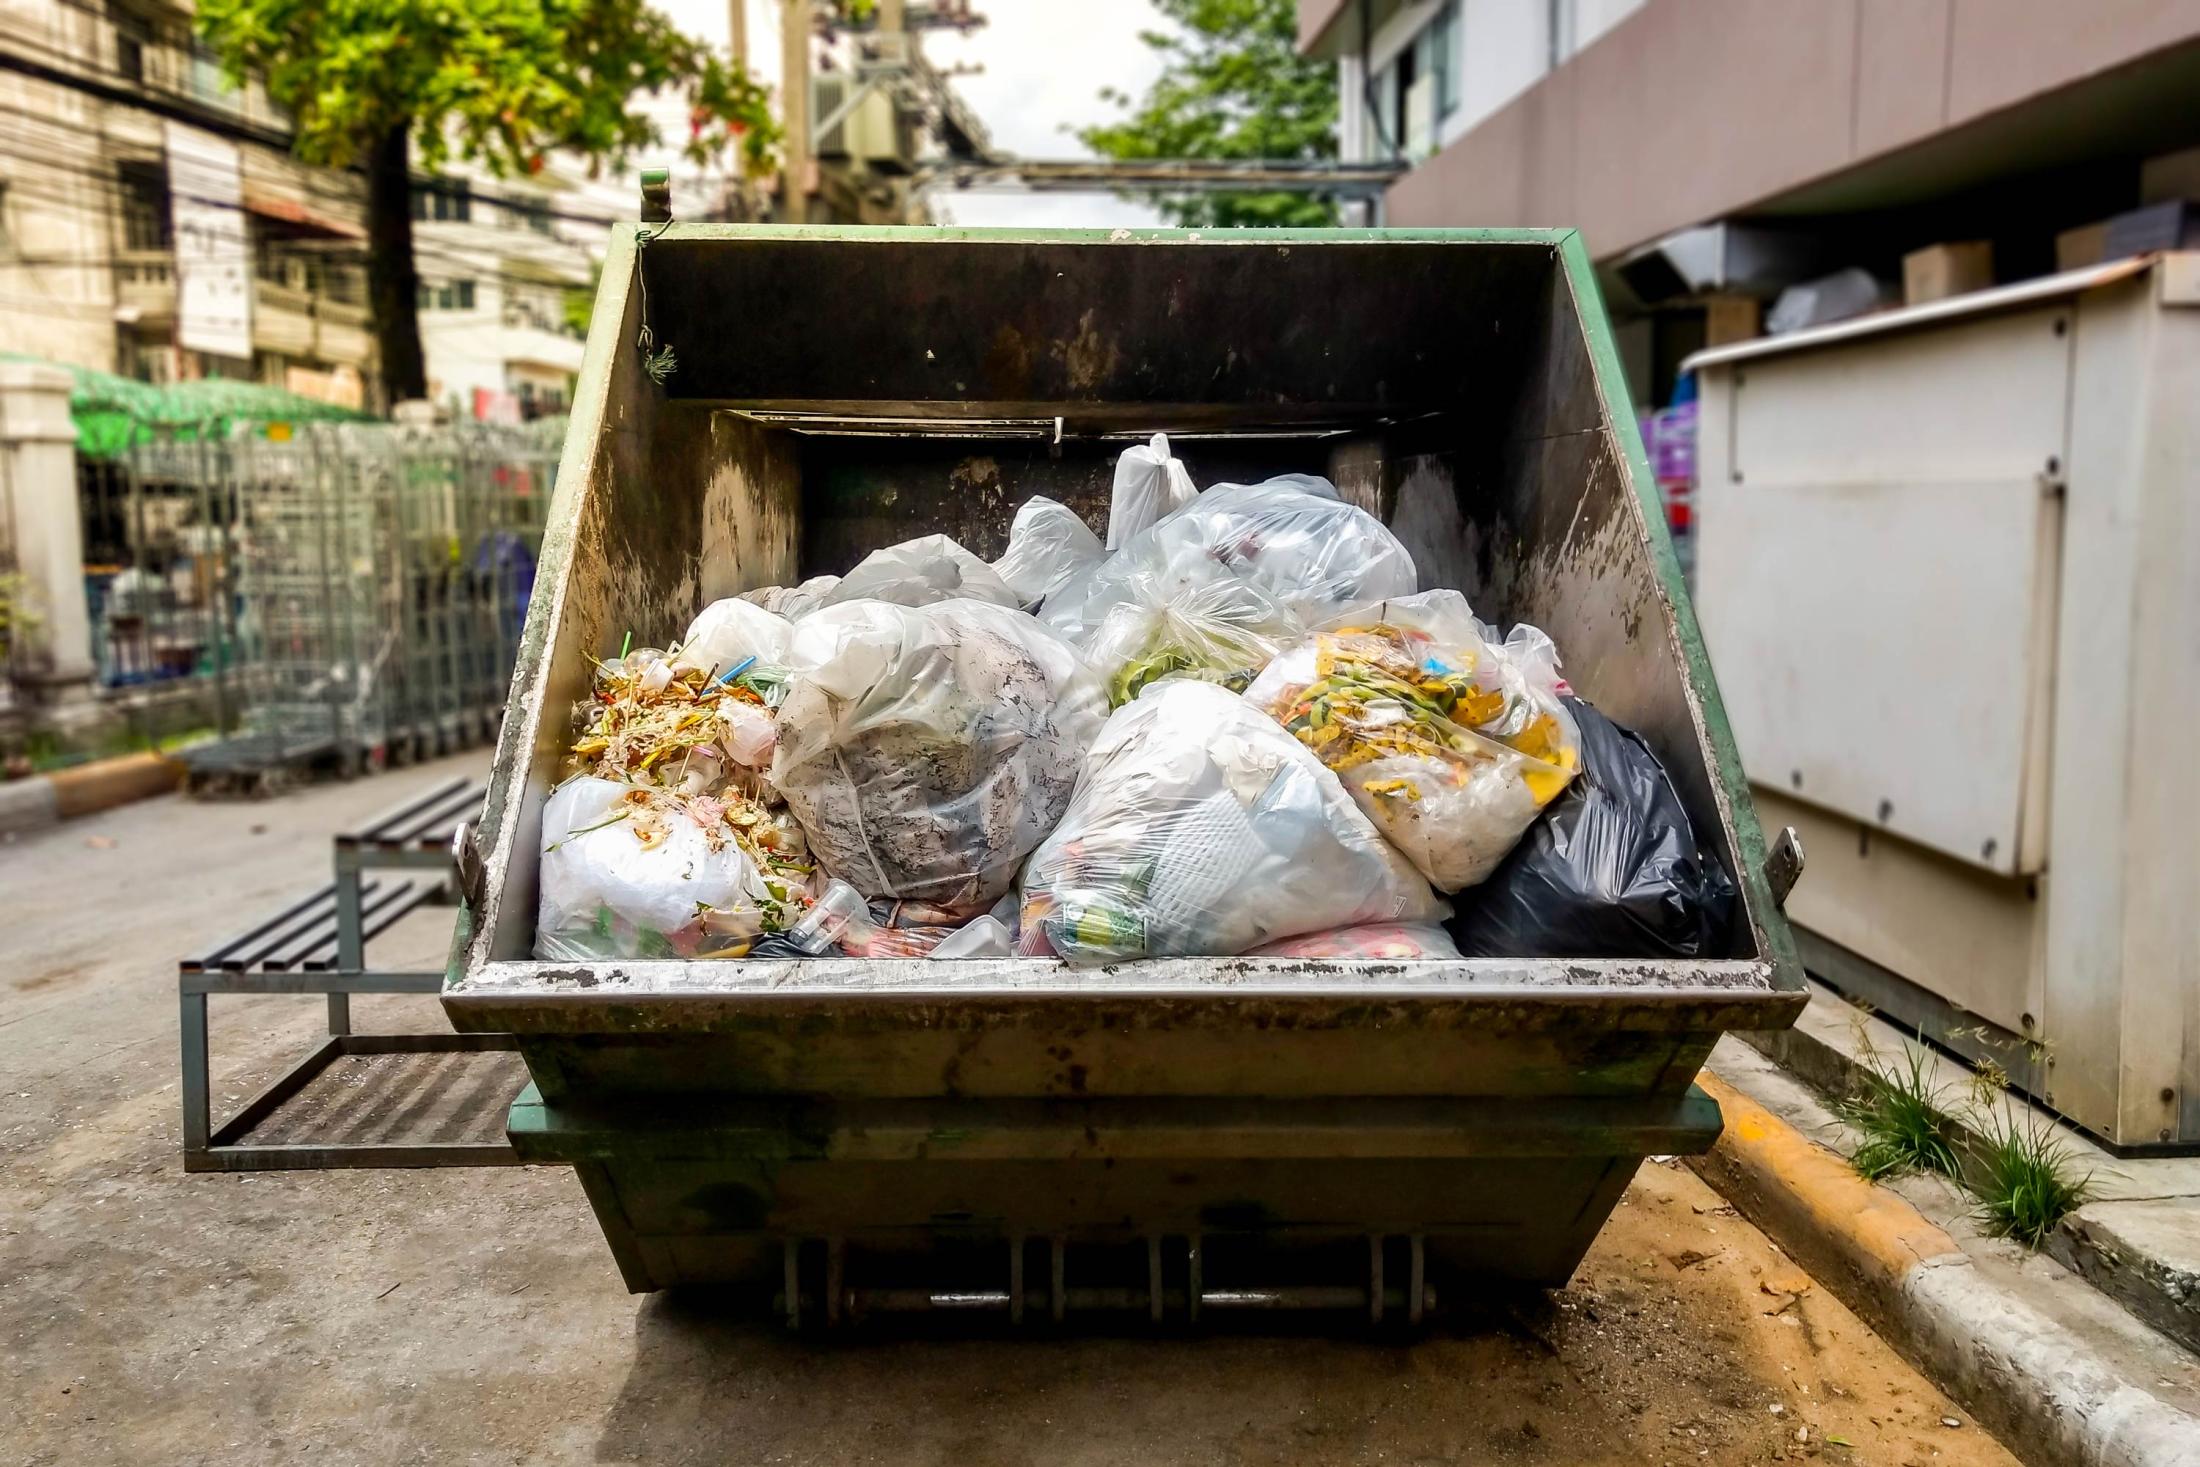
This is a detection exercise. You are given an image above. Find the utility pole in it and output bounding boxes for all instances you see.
[728,0,748,66]
[779,0,811,224]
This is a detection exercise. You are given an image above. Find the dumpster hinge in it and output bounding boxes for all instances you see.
[1763,825,1805,909]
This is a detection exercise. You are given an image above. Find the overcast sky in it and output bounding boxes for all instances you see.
[654,0,1170,227]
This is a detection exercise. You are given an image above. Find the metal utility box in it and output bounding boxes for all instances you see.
[444,225,1803,1315]
[1691,255,2200,1150]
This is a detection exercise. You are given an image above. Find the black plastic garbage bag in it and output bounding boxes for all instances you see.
[1451,700,1736,958]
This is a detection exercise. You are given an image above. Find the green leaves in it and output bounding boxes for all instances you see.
[196,0,780,180]
[1076,0,1340,229]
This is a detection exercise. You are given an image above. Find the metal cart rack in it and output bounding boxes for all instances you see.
[179,776,522,1172]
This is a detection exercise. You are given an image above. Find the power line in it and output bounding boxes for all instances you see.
[0,139,593,273]
[0,42,654,231]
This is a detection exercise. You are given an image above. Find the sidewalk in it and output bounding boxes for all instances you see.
[1749,981,2200,1354]
[1703,1005,2200,1467]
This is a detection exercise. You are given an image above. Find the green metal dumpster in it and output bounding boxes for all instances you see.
[443,224,1805,1321]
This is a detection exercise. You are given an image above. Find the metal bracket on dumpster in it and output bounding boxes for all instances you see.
[1764,826,1805,909]
[451,819,487,915]
[639,168,672,224]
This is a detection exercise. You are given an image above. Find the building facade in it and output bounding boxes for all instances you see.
[410,164,593,422]
[0,0,375,404]
[1301,0,2200,404]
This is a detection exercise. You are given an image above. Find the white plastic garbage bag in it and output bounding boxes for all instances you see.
[1046,473,1418,648]
[818,534,1021,610]
[1245,590,1581,892]
[738,575,839,619]
[992,496,1104,608]
[1018,680,1446,963]
[771,598,1107,915]
[670,597,793,681]
[535,777,812,960]
[1106,432,1196,550]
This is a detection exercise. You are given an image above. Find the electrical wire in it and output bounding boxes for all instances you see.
[0,39,691,229]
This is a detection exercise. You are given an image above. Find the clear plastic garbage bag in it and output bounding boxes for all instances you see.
[535,777,813,960]
[771,598,1106,915]
[1080,558,1303,708]
[1245,590,1581,892]
[670,597,793,681]
[993,496,1104,609]
[819,534,1022,610]
[1106,432,1197,550]
[1246,922,1463,960]
[1451,700,1737,959]
[1018,680,1446,963]
[738,575,840,619]
[1047,473,1418,648]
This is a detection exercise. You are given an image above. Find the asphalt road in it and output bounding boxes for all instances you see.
[0,756,2023,1466]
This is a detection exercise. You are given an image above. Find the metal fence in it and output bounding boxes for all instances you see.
[81,421,557,778]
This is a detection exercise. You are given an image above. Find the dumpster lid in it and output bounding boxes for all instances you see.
[1683,255,2159,373]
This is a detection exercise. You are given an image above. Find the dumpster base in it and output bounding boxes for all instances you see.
[509,1084,1723,1311]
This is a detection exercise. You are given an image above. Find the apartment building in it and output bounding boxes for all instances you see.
[0,0,375,404]
[1301,0,2200,403]
[410,164,594,422]
[0,1,601,417]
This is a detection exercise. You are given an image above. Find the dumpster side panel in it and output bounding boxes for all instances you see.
[1474,236,1798,986]
[466,225,802,966]
[510,1084,1725,1294]
[505,1019,1716,1103]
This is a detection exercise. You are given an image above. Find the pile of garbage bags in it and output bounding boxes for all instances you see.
[536,434,1735,966]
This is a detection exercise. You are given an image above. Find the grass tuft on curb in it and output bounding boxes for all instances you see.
[1843,1045,1962,1182]
[1972,1112,2091,1248]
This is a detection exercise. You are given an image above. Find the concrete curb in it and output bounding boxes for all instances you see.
[1742,987,2200,1356]
[0,751,182,835]
[1694,1070,2200,1467]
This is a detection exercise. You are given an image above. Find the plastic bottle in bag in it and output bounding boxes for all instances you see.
[818,534,1021,610]
[1106,432,1196,550]
[992,495,1105,609]
[1451,700,1737,958]
[771,598,1106,916]
[1019,680,1446,963]
[1245,591,1581,892]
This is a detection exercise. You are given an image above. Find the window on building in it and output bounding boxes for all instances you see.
[410,179,471,223]
[187,40,233,105]
[507,201,553,235]
[109,3,150,85]
[116,160,171,252]
[418,279,477,311]
[1424,1,1459,120]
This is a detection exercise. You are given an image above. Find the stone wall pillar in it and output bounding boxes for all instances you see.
[0,361,95,704]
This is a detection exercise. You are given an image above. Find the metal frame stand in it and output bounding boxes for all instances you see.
[181,777,515,1173]
[179,974,517,1173]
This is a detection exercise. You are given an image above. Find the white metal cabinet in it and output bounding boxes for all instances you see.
[1691,258,2200,1148]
